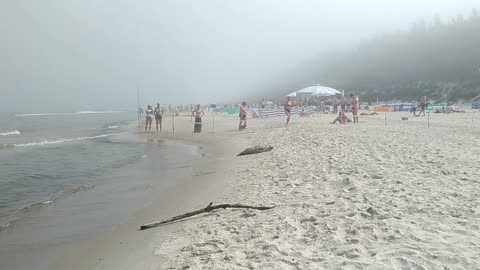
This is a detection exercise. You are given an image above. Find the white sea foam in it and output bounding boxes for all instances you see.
[107,125,119,129]
[15,111,125,117]
[15,113,72,117]
[0,130,21,136]
[14,133,123,147]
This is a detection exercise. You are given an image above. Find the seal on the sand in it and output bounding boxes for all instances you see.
[237,145,273,156]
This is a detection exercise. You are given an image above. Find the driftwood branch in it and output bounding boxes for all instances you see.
[237,145,273,156]
[140,202,275,230]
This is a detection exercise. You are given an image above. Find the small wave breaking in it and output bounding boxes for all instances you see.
[0,130,21,136]
[15,111,125,117]
[13,133,124,148]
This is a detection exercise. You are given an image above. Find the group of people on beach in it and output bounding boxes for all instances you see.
[329,94,359,124]
[411,96,428,116]
[142,103,207,133]
[144,103,164,132]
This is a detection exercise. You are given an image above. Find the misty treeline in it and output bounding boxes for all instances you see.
[318,10,480,103]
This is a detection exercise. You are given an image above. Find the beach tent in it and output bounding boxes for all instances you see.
[227,106,240,115]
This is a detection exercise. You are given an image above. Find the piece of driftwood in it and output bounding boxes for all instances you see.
[237,145,273,156]
[140,202,275,230]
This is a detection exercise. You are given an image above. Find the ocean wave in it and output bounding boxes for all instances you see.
[13,132,124,148]
[15,112,72,117]
[0,184,96,232]
[15,111,125,117]
[107,125,119,129]
[0,130,21,136]
[76,110,124,114]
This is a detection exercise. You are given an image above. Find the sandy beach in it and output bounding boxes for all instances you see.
[56,110,480,269]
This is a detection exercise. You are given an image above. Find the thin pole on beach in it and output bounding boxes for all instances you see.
[384,111,387,126]
[212,109,215,134]
[137,88,141,133]
[172,109,175,133]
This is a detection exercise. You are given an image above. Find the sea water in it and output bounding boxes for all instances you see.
[0,111,201,270]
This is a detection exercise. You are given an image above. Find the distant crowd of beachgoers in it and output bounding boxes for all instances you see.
[139,95,477,133]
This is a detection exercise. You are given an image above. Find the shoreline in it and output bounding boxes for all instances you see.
[56,111,480,269]
[53,113,249,270]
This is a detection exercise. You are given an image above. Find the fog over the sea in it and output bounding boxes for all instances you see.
[0,0,478,112]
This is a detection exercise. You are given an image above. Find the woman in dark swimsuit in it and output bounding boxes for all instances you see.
[284,96,293,126]
[154,103,163,132]
[192,104,205,133]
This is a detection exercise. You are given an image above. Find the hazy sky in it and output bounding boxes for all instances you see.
[1,0,478,112]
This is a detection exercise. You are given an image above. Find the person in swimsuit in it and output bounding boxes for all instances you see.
[154,103,163,132]
[417,96,427,116]
[284,96,293,126]
[239,101,247,130]
[350,93,359,123]
[192,104,205,133]
[145,105,153,132]
[331,111,347,124]
[411,101,418,115]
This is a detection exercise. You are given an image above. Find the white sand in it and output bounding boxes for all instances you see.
[56,111,480,269]
[155,111,480,269]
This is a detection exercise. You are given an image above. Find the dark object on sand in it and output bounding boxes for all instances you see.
[237,145,273,156]
[140,202,275,230]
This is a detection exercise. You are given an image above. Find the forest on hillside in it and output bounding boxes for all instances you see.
[317,9,480,102]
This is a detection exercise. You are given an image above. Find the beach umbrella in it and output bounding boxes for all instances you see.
[297,85,341,95]
[312,89,336,97]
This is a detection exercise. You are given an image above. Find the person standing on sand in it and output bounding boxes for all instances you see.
[411,101,418,115]
[239,101,247,130]
[417,96,428,116]
[284,96,294,126]
[192,104,205,133]
[154,103,163,132]
[350,93,359,123]
[145,105,153,132]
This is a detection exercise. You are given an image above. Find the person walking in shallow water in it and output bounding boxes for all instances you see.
[145,105,153,132]
[239,102,247,130]
[284,96,294,126]
[192,104,205,133]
